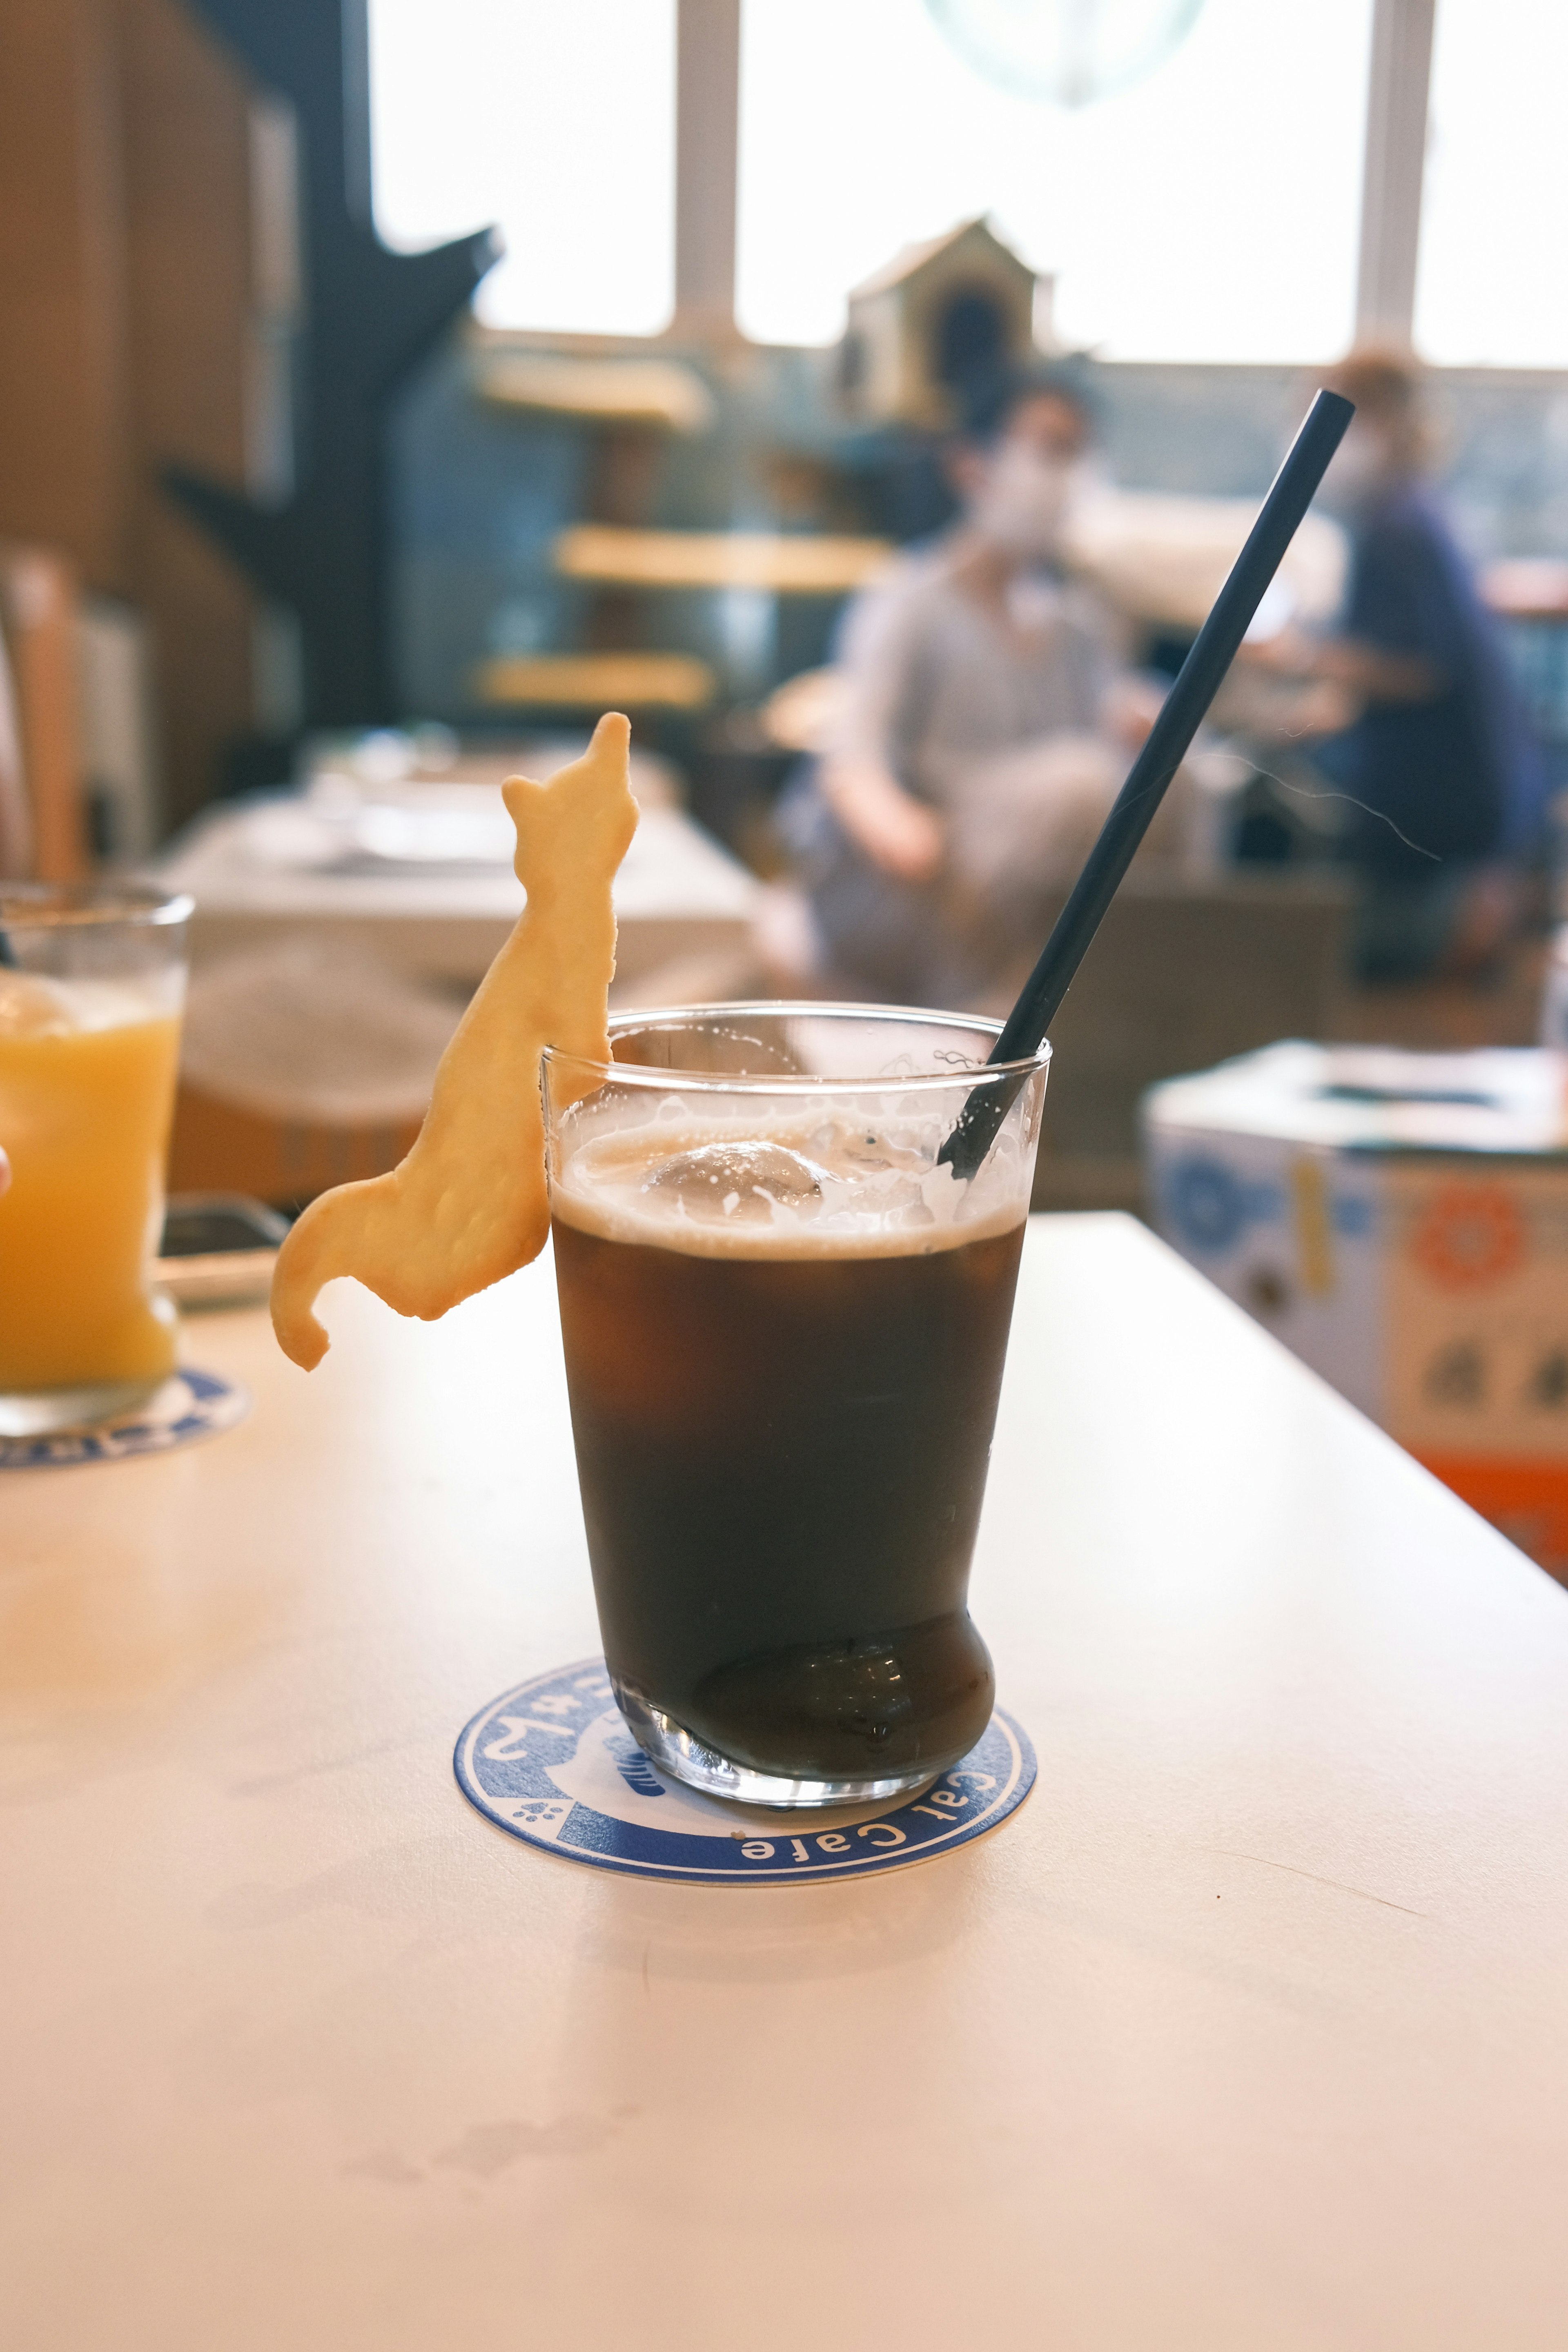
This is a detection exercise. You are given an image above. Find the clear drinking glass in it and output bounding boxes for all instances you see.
[542,1002,1050,1808]
[0,883,192,1437]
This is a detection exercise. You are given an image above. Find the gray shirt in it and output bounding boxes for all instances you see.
[830,536,1118,807]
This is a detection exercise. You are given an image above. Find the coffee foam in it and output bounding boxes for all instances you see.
[550,1098,1032,1261]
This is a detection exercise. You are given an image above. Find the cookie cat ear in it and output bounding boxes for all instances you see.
[588,711,630,760]
[501,773,545,828]
[501,773,550,888]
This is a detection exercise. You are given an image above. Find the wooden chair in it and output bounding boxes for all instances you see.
[1029,869,1354,1211]
[0,541,86,880]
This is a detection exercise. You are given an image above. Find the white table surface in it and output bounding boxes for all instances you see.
[151,799,759,989]
[4,1215,1568,2352]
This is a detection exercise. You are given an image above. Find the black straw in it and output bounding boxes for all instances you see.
[938,388,1355,1180]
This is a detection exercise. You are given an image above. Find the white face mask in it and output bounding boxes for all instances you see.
[1320,422,1394,512]
[968,440,1077,559]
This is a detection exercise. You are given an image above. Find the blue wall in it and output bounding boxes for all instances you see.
[388,339,1568,729]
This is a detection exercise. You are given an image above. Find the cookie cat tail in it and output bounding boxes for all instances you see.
[270,1189,351,1370]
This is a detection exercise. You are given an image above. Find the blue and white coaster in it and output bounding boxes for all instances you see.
[0,1368,249,1469]
[454,1657,1036,1884]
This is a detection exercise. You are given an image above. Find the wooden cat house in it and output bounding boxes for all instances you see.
[838,218,1050,429]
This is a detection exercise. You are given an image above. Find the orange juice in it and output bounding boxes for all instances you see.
[0,976,181,1393]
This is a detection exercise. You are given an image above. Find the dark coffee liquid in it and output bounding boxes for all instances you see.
[552,1212,1026,1782]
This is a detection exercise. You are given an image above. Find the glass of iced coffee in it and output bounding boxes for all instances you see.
[543,1002,1049,1809]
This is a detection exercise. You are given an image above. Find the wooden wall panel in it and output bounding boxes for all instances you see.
[118,0,256,833]
[0,0,131,586]
[0,0,256,837]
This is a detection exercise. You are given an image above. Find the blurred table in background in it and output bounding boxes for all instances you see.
[6,1216,1568,2348]
[151,793,757,994]
[1481,558,1568,621]
[149,758,759,1202]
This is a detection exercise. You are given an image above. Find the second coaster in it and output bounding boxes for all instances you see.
[454,1657,1036,1885]
[0,1368,249,1470]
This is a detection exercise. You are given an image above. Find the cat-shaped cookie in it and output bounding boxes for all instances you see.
[270,712,639,1370]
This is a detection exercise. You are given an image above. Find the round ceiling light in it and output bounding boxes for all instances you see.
[924,0,1207,107]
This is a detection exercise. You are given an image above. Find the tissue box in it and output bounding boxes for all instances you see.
[1144,1043,1568,1576]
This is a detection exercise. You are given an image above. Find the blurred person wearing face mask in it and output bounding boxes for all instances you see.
[1252,350,1544,978]
[775,365,1184,1010]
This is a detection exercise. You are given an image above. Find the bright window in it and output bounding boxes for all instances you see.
[736,0,1373,359]
[368,0,676,337]
[1415,0,1568,369]
[368,0,1374,361]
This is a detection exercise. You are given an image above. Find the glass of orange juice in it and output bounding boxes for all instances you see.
[0,883,192,1437]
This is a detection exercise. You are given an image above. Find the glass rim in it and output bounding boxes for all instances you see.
[0,881,194,931]
[542,1000,1051,1096]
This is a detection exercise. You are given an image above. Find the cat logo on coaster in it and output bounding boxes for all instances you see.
[454,1658,1036,1884]
[0,1368,249,1470]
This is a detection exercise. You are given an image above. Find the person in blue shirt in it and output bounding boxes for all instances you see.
[1263,350,1544,978]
